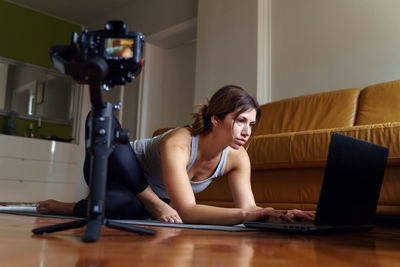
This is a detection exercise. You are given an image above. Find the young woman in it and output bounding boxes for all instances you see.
[37,85,315,225]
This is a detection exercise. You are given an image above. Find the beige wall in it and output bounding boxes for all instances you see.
[194,0,259,105]
[271,0,400,101]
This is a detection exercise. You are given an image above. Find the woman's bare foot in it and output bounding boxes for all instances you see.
[36,199,75,216]
[144,201,182,223]
[138,187,182,223]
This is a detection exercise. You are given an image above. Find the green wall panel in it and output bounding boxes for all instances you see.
[0,1,82,69]
[0,114,73,142]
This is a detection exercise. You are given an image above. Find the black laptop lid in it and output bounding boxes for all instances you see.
[314,133,388,226]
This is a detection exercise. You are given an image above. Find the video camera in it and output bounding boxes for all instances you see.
[50,21,144,86]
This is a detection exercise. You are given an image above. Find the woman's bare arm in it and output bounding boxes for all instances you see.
[225,146,258,209]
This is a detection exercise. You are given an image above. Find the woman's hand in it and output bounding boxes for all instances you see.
[243,207,293,223]
[286,209,316,222]
[243,207,316,223]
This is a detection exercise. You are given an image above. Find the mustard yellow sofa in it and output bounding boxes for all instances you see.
[191,80,400,216]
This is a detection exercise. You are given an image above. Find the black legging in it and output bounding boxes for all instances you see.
[73,113,159,219]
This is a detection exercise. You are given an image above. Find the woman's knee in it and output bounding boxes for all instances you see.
[105,184,149,220]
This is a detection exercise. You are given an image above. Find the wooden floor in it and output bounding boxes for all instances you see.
[1,213,400,266]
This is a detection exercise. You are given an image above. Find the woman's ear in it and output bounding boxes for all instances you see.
[211,115,220,127]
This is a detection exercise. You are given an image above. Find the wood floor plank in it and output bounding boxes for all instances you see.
[1,213,400,266]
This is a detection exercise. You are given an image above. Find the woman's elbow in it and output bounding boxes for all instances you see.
[176,205,196,224]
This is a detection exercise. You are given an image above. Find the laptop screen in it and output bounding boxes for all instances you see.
[314,133,388,226]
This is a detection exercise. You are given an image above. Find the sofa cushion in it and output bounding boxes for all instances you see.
[152,127,175,137]
[247,122,400,170]
[255,88,361,135]
[356,80,400,125]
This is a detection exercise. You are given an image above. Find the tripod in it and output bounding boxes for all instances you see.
[32,81,156,242]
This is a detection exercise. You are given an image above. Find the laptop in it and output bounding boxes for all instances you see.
[244,133,389,234]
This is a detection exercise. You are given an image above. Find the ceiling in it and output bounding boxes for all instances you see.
[8,0,132,26]
[8,0,198,48]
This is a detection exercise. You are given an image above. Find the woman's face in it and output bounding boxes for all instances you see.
[218,108,257,150]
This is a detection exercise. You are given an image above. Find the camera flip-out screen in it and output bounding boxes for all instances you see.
[104,38,134,59]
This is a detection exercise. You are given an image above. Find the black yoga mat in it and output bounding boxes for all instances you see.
[0,206,255,232]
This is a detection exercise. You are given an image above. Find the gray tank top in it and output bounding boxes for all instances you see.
[132,129,228,199]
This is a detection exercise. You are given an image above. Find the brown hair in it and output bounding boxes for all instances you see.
[191,85,261,136]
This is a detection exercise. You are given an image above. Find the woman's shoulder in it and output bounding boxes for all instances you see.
[225,146,250,171]
[227,146,249,160]
[160,127,192,150]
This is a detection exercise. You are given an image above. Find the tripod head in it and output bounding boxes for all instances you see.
[50,20,145,108]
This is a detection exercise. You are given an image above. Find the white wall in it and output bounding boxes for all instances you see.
[271,0,400,101]
[137,40,196,138]
[160,42,196,127]
[194,0,259,104]
[137,43,165,139]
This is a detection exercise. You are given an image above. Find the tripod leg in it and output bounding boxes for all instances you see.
[106,220,156,235]
[32,219,87,234]
[83,216,103,242]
